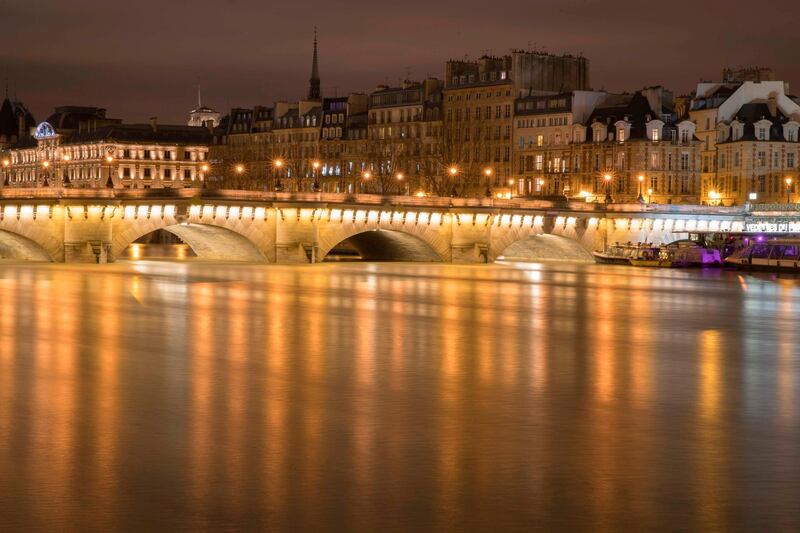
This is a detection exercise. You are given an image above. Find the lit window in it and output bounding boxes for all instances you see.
[652,128,660,141]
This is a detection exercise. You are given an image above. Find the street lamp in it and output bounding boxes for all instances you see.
[41,160,50,187]
[604,173,612,204]
[200,163,209,189]
[484,167,493,197]
[312,160,321,192]
[786,177,793,204]
[647,187,653,204]
[536,178,545,197]
[273,159,284,191]
[105,155,115,188]
[637,174,645,203]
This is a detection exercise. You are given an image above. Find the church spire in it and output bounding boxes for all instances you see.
[308,27,321,100]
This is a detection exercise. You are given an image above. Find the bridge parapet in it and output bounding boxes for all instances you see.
[0,188,779,264]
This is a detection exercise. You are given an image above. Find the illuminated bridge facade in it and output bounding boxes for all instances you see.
[0,189,754,263]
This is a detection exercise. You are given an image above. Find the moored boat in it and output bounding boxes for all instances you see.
[629,246,673,267]
[592,243,642,264]
[724,239,800,271]
[662,240,723,267]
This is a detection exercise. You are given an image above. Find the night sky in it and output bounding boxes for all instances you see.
[3,0,798,124]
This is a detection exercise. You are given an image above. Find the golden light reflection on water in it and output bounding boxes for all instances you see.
[0,263,798,531]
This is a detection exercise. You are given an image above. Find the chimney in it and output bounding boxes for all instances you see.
[767,93,778,117]
[149,116,158,132]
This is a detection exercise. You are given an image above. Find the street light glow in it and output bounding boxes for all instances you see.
[42,161,50,168]
[201,164,209,172]
[312,160,320,169]
[274,159,284,168]
[362,171,371,179]
[604,174,612,182]
[638,175,644,182]
[396,173,404,180]
[236,164,245,173]
[448,166,458,176]
[105,155,113,163]
[484,168,493,176]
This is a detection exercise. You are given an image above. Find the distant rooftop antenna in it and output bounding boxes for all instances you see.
[197,81,202,108]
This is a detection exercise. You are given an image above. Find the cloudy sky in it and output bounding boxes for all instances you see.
[2,0,797,123]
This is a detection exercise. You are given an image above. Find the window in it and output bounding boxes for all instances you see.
[535,155,543,170]
[680,153,690,171]
[652,128,660,141]
[734,152,740,167]
[164,151,172,160]
[144,150,151,159]
[536,135,543,147]
[123,149,131,159]
[143,168,151,178]
[184,151,191,161]
[789,153,796,168]
[618,128,626,143]
[123,167,131,178]
[758,151,766,167]
[164,168,171,179]
[184,169,191,179]
[758,127,766,140]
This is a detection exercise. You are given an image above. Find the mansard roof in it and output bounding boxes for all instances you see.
[63,123,212,145]
[586,91,657,140]
[720,102,794,143]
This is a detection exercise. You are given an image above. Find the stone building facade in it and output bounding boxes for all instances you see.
[690,79,800,204]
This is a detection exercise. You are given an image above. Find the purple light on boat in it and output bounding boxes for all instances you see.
[756,235,765,242]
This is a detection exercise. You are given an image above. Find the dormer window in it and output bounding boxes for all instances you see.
[651,128,660,142]
[617,128,625,143]
[758,127,767,140]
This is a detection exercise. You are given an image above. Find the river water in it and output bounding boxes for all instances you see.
[0,261,798,532]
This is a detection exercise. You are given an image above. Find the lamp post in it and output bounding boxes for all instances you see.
[61,154,71,188]
[41,160,51,188]
[395,172,405,195]
[786,177,793,204]
[448,166,458,197]
[484,167,493,197]
[312,160,321,192]
[637,174,645,203]
[536,178,545,198]
[2,158,10,187]
[604,173,613,204]
[647,187,653,204]
[361,170,371,193]
[273,159,284,192]
[200,163,209,189]
[105,155,115,188]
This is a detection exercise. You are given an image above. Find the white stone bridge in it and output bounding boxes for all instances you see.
[0,188,752,263]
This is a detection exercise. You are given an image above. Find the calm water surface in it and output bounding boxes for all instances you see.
[0,261,799,532]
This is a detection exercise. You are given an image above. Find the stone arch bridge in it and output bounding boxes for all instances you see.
[0,189,747,263]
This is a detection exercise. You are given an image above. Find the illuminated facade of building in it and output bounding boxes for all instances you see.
[3,112,211,189]
[514,88,701,204]
[690,79,800,204]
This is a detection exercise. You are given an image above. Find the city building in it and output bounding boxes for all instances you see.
[514,88,700,203]
[690,76,800,204]
[366,78,443,195]
[2,109,211,189]
[188,86,222,128]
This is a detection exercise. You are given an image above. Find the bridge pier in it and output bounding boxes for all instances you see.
[63,205,115,263]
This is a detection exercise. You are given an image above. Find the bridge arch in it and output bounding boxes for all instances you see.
[495,234,593,263]
[319,227,447,262]
[0,229,54,261]
[113,222,266,262]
